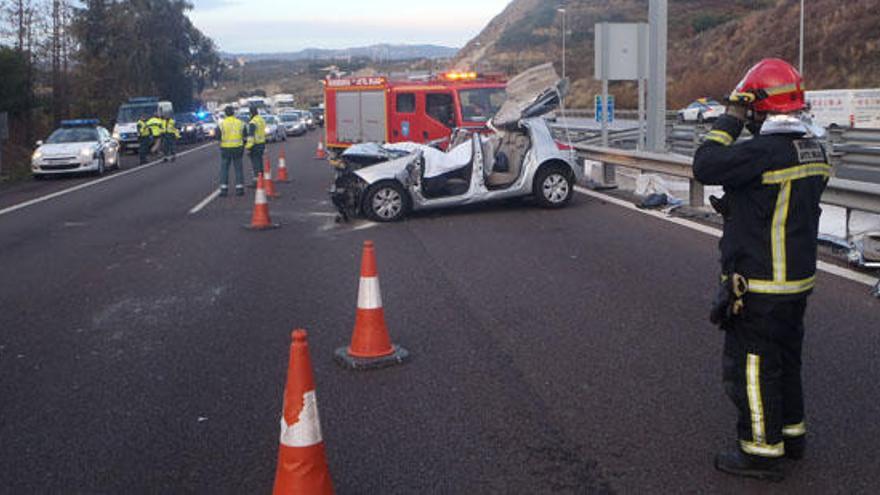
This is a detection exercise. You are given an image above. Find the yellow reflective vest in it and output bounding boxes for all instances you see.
[146,117,164,137]
[137,119,149,138]
[164,118,180,138]
[219,116,246,149]
[247,115,266,149]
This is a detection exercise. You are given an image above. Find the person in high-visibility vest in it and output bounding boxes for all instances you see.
[216,105,247,196]
[246,106,267,185]
[162,115,180,162]
[137,114,151,165]
[146,112,165,155]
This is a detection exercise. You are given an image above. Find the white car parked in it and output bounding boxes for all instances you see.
[677,98,725,123]
[32,120,120,178]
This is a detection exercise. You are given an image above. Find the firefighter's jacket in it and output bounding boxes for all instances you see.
[164,118,180,139]
[146,117,165,137]
[693,114,829,297]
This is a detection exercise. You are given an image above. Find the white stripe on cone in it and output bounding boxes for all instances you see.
[279,390,323,447]
[255,187,267,205]
[279,158,287,169]
[357,277,382,309]
[266,168,273,180]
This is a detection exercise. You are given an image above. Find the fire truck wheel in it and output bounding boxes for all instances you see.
[364,181,409,222]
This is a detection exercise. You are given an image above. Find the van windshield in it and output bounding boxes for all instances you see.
[459,88,506,123]
[117,103,158,123]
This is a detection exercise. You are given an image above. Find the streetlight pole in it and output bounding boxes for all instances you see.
[557,7,566,81]
[799,0,805,75]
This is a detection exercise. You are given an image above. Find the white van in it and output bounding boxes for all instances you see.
[805,89,880,129]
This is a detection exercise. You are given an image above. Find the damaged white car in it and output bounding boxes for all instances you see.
[329,64,584,222]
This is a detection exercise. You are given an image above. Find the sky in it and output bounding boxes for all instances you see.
[189,0,512,54]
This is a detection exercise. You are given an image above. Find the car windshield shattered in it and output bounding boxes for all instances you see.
[46,128,98,144]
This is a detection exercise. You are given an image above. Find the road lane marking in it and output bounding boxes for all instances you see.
[0,142,216,218]
[189,189,222,215]
[574,185,878,288]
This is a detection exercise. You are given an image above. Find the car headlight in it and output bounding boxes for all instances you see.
[112,131,120,140]
[186,125,195,132]
[32,150,43,161]
[80,147,95,162]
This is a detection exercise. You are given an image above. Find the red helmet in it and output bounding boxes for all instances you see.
[734,58,805,113]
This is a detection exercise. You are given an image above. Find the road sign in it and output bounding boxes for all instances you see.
[595,95,615,123]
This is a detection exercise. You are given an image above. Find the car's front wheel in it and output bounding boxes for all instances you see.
[364,182,408,222]
[534,165,574,209]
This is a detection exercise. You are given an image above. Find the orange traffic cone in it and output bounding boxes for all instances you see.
[245,173,280,230]
[264,157,280,198]
[315,141,327,160]
[277,148,291,182]
[335,240,409,370]
[273,330,335,495]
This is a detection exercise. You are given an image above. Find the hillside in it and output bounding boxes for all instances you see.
[455,0,880,109]
[226,44,457,63]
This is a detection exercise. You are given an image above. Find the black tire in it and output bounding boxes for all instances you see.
[533,164,574,209]
[363,181,409,222]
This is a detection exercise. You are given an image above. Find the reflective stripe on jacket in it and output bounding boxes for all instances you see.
[693,114,829,297]
[219,116,246,148]
[247,115,267,148]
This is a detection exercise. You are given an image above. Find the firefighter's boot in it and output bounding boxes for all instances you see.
[785,436,805,460]
[714,447,784,482]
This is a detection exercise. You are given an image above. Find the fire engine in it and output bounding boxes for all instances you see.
[323,71,507,156]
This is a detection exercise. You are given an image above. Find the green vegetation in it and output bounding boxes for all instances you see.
[691,13,733,33]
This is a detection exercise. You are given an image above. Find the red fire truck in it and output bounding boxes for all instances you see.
[323,72,507,156]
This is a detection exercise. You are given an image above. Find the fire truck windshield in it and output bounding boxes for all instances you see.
[459,88,506,123]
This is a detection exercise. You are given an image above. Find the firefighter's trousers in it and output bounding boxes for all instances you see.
[722,296,807,458]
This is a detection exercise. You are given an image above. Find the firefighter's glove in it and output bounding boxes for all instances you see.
[709,274,748,330]
[725,90,756,121]
[709,195,731,219]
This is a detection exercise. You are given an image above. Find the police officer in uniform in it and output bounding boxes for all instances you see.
[216,106,246,196]
[694,59,828,482]
[246,106,267,186]
[162,114,180,162]
[146,111,165,155]
[137,114,151,164]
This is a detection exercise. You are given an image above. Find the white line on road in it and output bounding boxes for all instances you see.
[574,185,878,288]
[0,142,216,218]
[188,189,221,215]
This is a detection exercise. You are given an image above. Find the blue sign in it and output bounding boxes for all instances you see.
[594,95,615,123]
[401,121,410,138]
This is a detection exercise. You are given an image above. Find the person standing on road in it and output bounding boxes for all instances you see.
[146,111,165,155]
[137,114,151,165]
[162,114,180,162]
[246,106,267,186]
[693,58,828,482]
[216,105,246,197]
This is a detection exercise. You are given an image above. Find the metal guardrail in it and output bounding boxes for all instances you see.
[574,144,880,215]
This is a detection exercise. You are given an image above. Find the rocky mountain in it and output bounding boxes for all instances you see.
[227,44,457,63]
[455,0,880,109]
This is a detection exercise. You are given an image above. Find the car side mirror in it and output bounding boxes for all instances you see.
[35,140,43,147]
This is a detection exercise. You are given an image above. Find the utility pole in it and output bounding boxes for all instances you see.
[557,7,566,80]
[799,0,805,75]
[646,0,667,152]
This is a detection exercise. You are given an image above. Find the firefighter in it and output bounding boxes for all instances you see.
[693,58,828,482]
[216,105,246,196]
[137,114,151,165]
[162,114,180,162]
[146,111,165,155]
[246,106,267,185]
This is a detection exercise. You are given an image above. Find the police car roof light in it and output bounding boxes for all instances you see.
[128,97,159,103]
[61,119,100,127]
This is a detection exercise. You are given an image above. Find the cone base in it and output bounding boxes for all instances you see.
[243,223,281,231]
[334,345,409,370]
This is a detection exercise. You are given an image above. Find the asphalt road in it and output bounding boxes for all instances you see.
[0,131,878,493]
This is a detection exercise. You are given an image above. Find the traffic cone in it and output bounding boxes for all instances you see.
[264,157,280,198]
[315,141,327,160]
[273,330,335,495]
[335,240,409,370]
[277,148,291,182]
[245,173,280,231]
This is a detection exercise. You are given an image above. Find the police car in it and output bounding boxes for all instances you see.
[31,119,120,178]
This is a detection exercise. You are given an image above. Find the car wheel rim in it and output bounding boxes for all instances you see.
[373,188,402,219]
[543,174,569,203]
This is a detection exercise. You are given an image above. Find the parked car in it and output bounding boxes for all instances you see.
[278,112,308,136]
[677,98,725,123]
[32,119,120,178]
[330,63,583,222]
[197,112,218,139]
[174,112,203,143]
[263,115,287,142]
[309,106,324,127]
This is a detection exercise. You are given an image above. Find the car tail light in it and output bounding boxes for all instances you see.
[555,141,574,151]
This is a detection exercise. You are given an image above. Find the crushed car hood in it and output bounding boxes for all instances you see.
[491,63,568,130]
